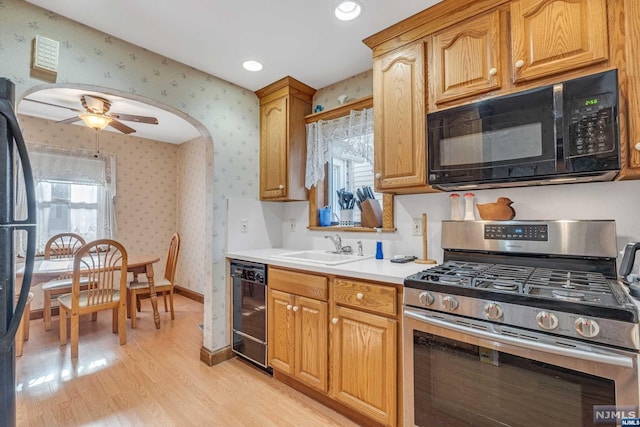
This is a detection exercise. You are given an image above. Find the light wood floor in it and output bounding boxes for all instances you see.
[16,294,358,426]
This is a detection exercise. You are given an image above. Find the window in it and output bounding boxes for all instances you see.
[25,143,117,253]
[305,97,392,230]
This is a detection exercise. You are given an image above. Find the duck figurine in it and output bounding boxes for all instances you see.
[476,197,516,220]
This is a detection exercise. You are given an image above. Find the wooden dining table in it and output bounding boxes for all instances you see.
[17,254,162,329]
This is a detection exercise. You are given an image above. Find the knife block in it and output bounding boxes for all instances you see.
[360,199,382,228]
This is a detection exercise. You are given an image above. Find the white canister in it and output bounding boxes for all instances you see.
[449,194,462,220]
[464,193,476,220]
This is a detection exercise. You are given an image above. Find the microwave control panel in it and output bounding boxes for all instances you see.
[567,93,614,157]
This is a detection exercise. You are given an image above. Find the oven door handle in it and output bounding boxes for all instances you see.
[404,309,634,369]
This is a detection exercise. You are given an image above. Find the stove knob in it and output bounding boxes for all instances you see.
[418,291,435,306]
[536,311,559,330]
[484,303,503,320]
[575,318,600,338]
[442,296,459,311]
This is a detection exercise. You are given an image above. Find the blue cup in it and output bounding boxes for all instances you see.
[319,207,332,226]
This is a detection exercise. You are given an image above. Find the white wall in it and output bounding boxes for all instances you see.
[230,179,640,276]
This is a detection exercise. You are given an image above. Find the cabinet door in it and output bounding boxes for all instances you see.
[331,306,397,426]
[431,10,502,105]
[373,41,428,191]
[510,0,609,83]
[260,95,288,199]
[267,289,294,374]
[622,0,640,177]
[294,296,328,392]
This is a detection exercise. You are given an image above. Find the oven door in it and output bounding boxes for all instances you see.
[403,307,639,427]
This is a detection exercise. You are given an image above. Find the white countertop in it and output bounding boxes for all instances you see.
[226,248,436,284]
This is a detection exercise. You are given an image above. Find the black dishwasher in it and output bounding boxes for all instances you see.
[231,260,270,370]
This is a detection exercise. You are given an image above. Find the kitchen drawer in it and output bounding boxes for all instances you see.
[269,267,328,301]
[333,278,396,316]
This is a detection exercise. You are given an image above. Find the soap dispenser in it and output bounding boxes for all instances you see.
[375,228,384,260]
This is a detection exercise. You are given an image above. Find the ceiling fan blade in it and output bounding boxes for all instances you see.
[109,118,136,134]
[110,112,159,124]
[56,116,81,125]
[23,98,84,113]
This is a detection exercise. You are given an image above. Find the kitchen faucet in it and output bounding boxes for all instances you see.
[325,233,351,254]
[325,234,342,253]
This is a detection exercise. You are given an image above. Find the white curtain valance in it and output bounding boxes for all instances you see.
[305,107,374,189]
[28,143,116,188]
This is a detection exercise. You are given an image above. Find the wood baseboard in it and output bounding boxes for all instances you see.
[200,345,233,366]
[175,285,204,303]
[273,370,384,427]
[28,307,48,321]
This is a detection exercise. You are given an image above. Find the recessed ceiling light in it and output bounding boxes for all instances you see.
[242,60,263,72]
[334,0,362,21]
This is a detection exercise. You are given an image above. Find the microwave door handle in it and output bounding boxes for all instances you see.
[553,83,565,162]
[404,309,634,369]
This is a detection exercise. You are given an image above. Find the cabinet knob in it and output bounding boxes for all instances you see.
[356,292,364,300]
[332,318,339,324]
[292,306,299,312]
[278,184,285,190]
[488,67,498,76]
[286,304,292,311]
[375,173,382,179]
[514,60,525,69]
[635,142,640,151]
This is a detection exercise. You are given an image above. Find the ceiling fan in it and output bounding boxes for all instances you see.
[23,94,159,134]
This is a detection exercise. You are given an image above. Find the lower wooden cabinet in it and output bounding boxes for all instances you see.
[268,268,328,393]
[267,268,399,427]
[330,305,397,426]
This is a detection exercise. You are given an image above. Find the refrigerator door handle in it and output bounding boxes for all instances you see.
[0,100,36,352]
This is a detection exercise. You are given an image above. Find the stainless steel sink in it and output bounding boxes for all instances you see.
[273,250,372,265]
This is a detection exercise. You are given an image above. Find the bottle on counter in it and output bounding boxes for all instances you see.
[375,228,384,259]
[464,192,476,220]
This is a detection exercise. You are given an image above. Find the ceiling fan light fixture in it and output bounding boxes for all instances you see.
[79,113,112,130]
[242,60,263,72]
[334,0,362,21]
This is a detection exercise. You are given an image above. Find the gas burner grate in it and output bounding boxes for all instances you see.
[472,264,535,293]
[419,261,493,287]
[526,268,611,293]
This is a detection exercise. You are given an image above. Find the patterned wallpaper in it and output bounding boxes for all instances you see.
[313,70,373,111]
[176,136,208,295]
[1,0,259,351]
[18,115,179,309]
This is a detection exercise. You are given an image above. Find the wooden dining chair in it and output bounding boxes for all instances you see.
[58,239,128,358]
[41,233,89,331]
[127,232,180,329]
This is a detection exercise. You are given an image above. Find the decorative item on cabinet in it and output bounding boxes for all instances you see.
[256,76,316,201]
[477,197,516,220]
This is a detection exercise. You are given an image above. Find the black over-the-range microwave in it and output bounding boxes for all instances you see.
[427,70,620,191]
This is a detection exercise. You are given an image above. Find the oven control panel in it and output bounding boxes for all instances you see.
[484,224,548,241]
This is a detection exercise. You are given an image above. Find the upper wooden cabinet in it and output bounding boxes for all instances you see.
[430,10,503,105]
[510,0,609,83]
[622,0,640,177]
[256,77,315,201]
[373,41,435,193]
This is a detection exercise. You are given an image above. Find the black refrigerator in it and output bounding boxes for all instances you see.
[0,78,36,427]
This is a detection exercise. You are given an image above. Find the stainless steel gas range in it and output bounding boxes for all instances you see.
[402,220,640,427]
